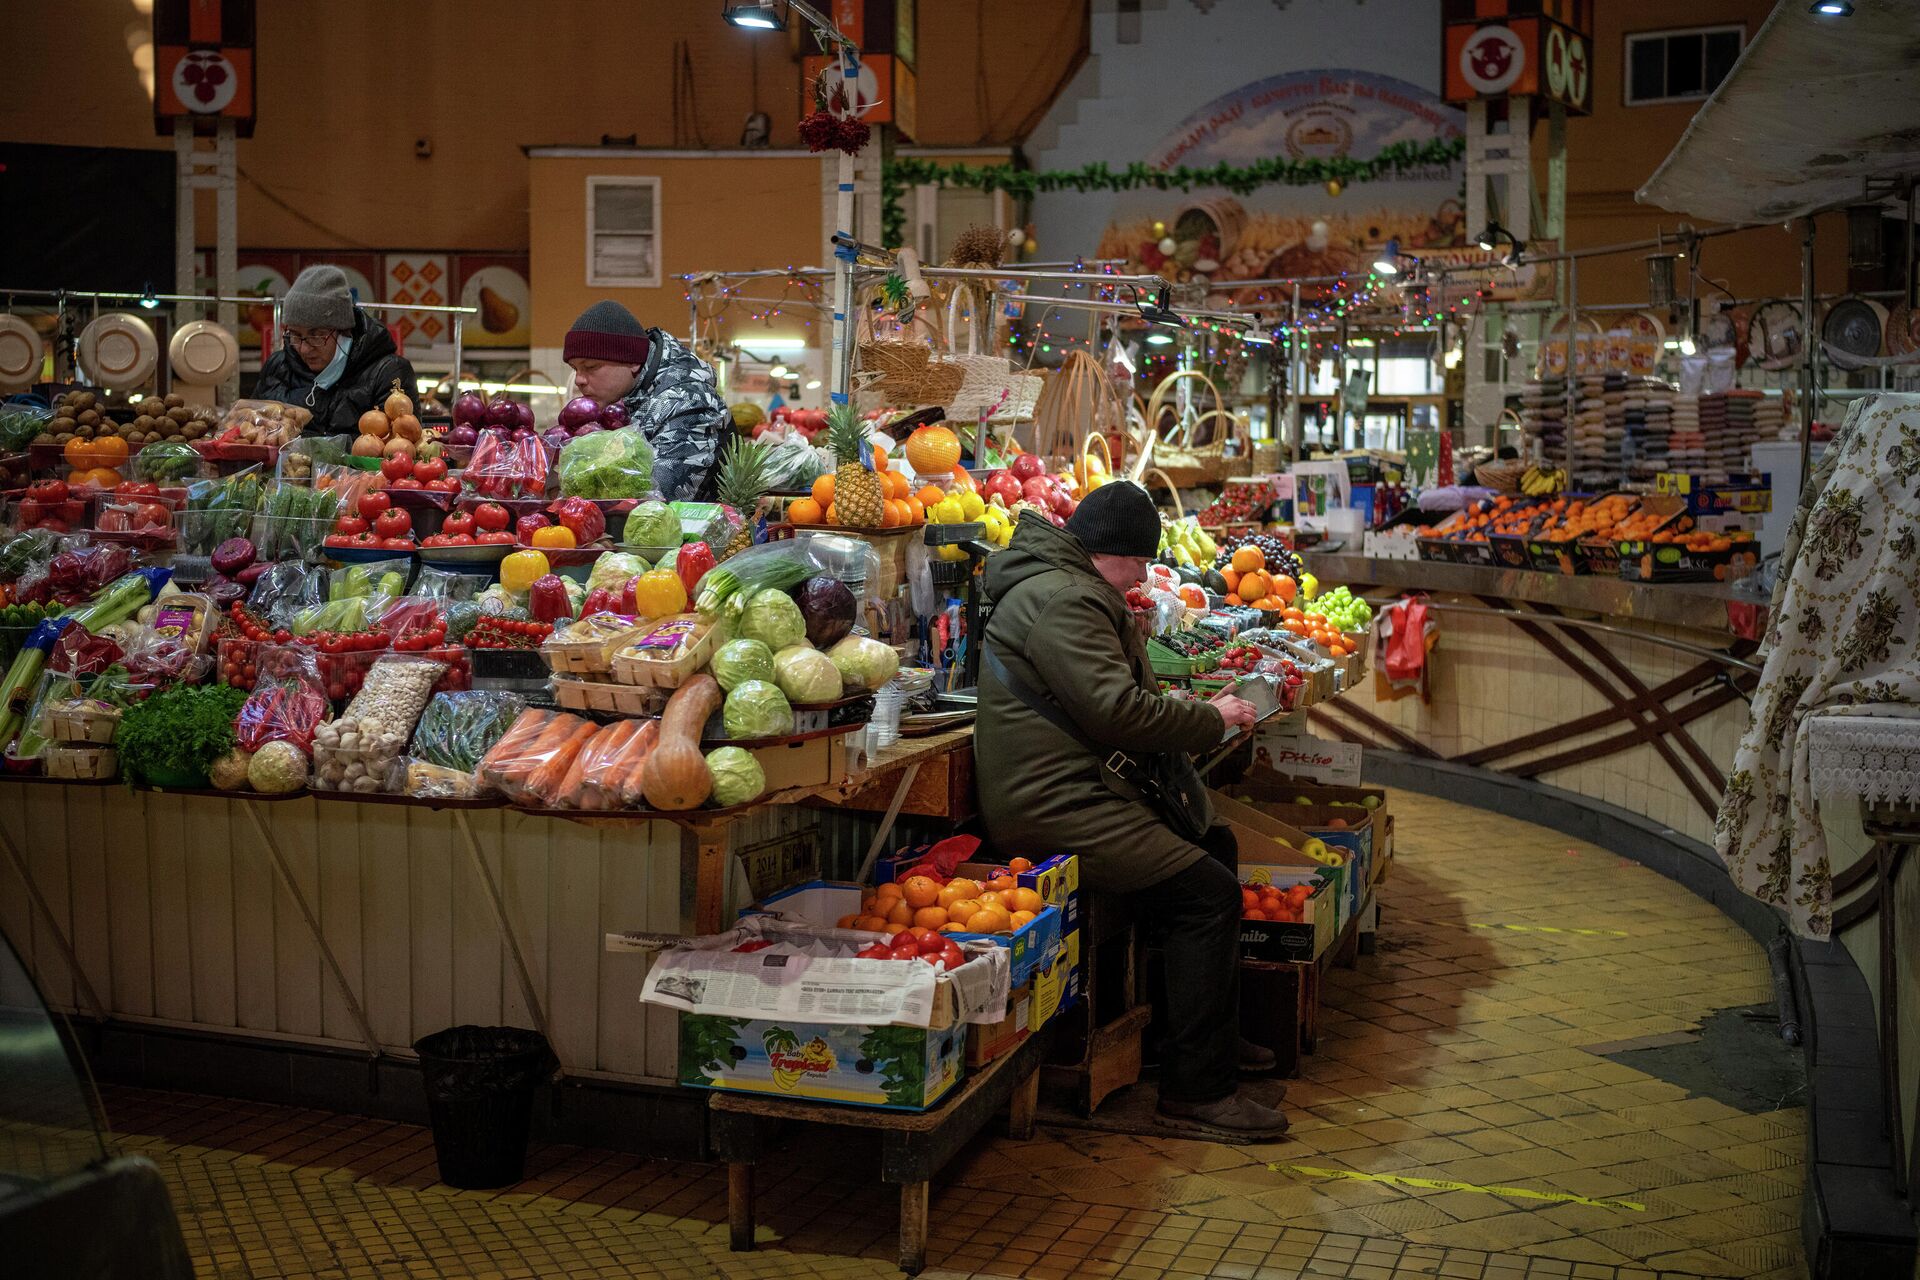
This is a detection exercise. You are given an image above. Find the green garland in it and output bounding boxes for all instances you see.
[879,136,1466,247]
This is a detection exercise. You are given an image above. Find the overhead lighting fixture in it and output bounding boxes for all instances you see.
[1809,1,1853,15]
[805,379,822,390]
[1144,332,1175,346]
[1240,331,1275,347]
[768,365,790,379]
[1473,222,1527,265]
[734,336,808,352]
[1678,334,1698,356]
[1372,238,1402,276]
[723,2,785,30]
[1134,285,1188,331]
[137,286,159,310]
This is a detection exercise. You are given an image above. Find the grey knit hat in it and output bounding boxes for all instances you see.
[281,265,356,331]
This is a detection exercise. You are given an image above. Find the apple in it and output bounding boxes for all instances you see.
[1010,454,1044,482]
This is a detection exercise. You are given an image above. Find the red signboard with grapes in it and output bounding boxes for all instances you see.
[153,0,256,137]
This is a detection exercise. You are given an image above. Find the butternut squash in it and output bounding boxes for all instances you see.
[640,674,723,810]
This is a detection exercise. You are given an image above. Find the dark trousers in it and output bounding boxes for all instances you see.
[1135,824,1241,1104]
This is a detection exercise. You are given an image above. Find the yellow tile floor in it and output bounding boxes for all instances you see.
[96,788,1807,1280]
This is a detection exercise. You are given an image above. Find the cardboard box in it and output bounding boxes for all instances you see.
[1237,868,1335,962]
[1032,934,1073,1023]
[680,1011,965,1110]
[966,982,1031,1066]
[876,851,1081,934]
[749,733,848,792]
[1252,728,1363,786]
[1214,790,1361,929]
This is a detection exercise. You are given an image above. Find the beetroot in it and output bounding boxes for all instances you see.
[211,537,256,576]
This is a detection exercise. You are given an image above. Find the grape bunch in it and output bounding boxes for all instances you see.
[1215,532,1302,581]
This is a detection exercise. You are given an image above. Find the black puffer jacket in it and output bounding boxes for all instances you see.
[253,311,420,436]
[616,329,728,501]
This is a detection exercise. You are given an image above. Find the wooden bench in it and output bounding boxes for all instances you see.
[707,1026,1049,1275]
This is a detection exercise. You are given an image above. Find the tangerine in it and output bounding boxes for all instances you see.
[1245,908,1268,921]
[884,922,908,936]
[871,445,889,472]
[788,497,824,525]
[874,881,904,901]
[986,874,1016,893]
[811,474,835,507]
[937,879,982,909]
[855,914,889,933]
[904,497,925,524]
[885,899,915,926]
[1009,910,1037,929]
[969,904,1014,934]
[901,875,941,909]
[917,484,946,507]
[1008,857,1034,873]
[825,502,839,524]
[1006,887,1043,915]
[912,906,949,929]
[1231,546,1265,573]
[946,899,982,927]
[836,913,861,929]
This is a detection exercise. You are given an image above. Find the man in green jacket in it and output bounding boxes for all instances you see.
[976,481,1286,1138]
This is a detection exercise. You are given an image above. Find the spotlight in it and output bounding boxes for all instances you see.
[769,364,789,379]
[1134,286,1187,331]
[724,2,784,30]
[1678,334,1698,356]
[138,286,159,310]
[1372,238,1402,276]
[1809,2,1853,15]
[1145,332,1174,346]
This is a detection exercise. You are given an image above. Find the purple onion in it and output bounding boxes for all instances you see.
[541,427,572,451]
[446,423,478,447]
[559,396,601,429]
[453,391,487,426]
[512,402,536,431]
[486,396,518,427]
[510,427,535,442]
[571,423,603,439]
[599,400,629,429]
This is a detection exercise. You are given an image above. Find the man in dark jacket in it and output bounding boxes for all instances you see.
[563,300,727,501]
[976,481,1286,1138]
[252,265,418,436]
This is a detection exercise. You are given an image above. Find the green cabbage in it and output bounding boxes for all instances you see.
[738,588,806,651]
[827,635,899,691]
[723,680,793,739]
[588,551,649,592]
[706,746,766,806]
[622,500,681,550]
[711,638,776,691]
[557,429,655,498]
[773,644,842,704]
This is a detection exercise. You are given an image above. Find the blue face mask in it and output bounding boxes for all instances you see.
[311,334,352,391]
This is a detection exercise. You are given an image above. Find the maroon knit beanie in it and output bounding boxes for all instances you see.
[564,300,651,366]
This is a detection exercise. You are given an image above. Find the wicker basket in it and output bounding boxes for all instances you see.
[552,675,668,716]
[610,614,718,689]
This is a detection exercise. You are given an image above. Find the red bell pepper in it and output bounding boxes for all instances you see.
[676,542,715,597]
[528,574,572,623]
[548,496,605,546]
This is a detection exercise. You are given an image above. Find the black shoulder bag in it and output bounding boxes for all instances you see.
[984,645,1212,844]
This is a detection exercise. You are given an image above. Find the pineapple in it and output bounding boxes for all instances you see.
[714,437,772,560]
[827,403,885,528]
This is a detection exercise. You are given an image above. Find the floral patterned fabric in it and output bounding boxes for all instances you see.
[1717,393,1920,937]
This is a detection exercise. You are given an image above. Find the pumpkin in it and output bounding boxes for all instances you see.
[905,425,960,476]
[358,409,391,438]
[640,674,724,811]
[383,381,414,420]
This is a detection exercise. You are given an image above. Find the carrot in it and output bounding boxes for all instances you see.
[525,717,599,804]
[491,711,584,797]
[480,708,551,778]
[571,720,639,810]
[615,720,661,808]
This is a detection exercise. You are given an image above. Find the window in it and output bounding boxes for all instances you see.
[1625,26,1744,106]
[586,177,660,287]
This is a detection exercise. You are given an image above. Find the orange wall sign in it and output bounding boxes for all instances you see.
[152,0,257,135]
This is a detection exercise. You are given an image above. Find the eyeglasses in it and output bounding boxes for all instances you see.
[284,329,338,350]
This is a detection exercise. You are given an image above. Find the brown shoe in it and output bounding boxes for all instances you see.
[1157,1091,1291,1138]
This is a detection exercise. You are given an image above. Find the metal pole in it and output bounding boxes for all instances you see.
[1289,282,1304,459]
[1565,258,1578,481]
[1800,216,1817,487]
[450,314,464,412]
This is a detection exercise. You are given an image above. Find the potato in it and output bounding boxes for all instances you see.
[54,432,74,444]
[77,409,100,426]
[183,422,206,439]
[126,432,146,446]
[167,406,191,423]
[163,393,184,409]
[75,392,96,410]
[50,417,75,433]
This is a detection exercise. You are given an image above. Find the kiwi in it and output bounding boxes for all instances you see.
[182,421,205,439]
[50,416,75,433]
[54,432,74,444]
[32,433,54,446]
[165,406,190,424]
[126,433,145,446]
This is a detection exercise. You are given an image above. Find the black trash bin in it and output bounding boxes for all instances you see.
[413,1025,557,1189]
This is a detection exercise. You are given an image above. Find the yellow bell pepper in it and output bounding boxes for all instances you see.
[531,525,577,549]
[500,549,551,593]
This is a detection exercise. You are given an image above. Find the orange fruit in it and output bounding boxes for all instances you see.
[874,881,904,901]
[917,484,945,507]
[788,497,824,525]
[836,913,861,929]
[63,438,100,469]
[937,878,981,909]
[946,899,982,927]
[855,914,889,933]
[901,875,941,909]
[950,465,976,493]
[1231,546,1264,573]
[91,435,129,466]
[1010,910,1037,929]
[904,497,925,524]
[987,874,1016,893]
[1238,572,1268,604]
[825,502,839,525]
[1245,908,1268,921]
[883,498,909,527]
[884,922,908,936]
[885,899,915,926]
[871,445,889,472]
[969,904,1014,935]
[811,474,835,507]
[1270,575,1297,605]
[1222,568,1241,594]
[1008,857,1034,873]
[912,906,949,929]
[87,467,123,489]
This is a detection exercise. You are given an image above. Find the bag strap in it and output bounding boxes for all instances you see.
[983,643,1143,782]
[945,283,983,357]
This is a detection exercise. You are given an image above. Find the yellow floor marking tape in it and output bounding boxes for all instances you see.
[1269,1163,1646,1212]
[1467,922,1631,937]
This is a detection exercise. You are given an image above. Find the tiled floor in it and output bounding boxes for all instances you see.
[93,789,1808,1279]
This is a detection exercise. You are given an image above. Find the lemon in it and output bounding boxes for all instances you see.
[959,492,986,520]
[931,498,966,523]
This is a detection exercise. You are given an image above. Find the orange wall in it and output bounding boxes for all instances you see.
[1541,0,1848,304]
[0,0,1084,254]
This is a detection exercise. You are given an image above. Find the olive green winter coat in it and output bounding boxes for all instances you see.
[975,518,1226,893]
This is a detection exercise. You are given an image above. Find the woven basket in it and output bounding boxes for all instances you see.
[1032,350,1129,470]
[938,282,1016,421]
[986,371,1046,425]
[1143,467,1187,519]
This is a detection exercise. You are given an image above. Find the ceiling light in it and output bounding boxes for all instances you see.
[724,2,785,30]
[138,286,159,310]
[734,336,807,352]
[1678,334,1698,356]
[805,379,822,390]
[1145,332,1174,346]
[1372,238,1402,276]
[1809,2,1853,15]
[769,364,789,379]
[1240,331,1275,347]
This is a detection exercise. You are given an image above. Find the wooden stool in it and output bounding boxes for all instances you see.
[1043,893,1152,1116]
[709,1028,1048,1276]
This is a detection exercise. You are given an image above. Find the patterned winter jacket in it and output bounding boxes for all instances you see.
[618,329,728,501]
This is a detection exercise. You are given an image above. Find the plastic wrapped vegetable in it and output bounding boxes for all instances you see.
[723,679,793,739]
[234,645,330,753]
[711,638,775,691]
[0,569,173,744]
[556,429,654,499]
[587,551,650,593]
[551,717,659,810]
[827,634,900,692]
[773,643,843,705]
[247,741,309,794]
[128,440,203,483]
[409,691,526,773]
[621,500,680,550]
[477,708,600,805]
[737,587,807,651]
[312,655,447,793]
[706,746,765,807]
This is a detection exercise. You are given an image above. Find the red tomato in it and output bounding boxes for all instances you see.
[134,502,170,528]
[380,455,413,483]
[358,491,391,521]
[442,511,476,537]
[472,502,510,531]
[374,508,413,539]
[381,537,415,551]
[449,533,475,546]
[390,476,424,490]
[414,457,447,483]
[476,530,514,545]
[334,514,369,537]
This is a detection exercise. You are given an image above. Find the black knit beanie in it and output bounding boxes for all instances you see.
[564,300,651,366]
[1066,481,1161,558]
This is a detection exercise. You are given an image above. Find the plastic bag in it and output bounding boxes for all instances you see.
[214,398,311,447]
[248,561,326,629]
[328,559,409,604]
[254,477,344,563]
[464,429,551,500]
[369,595,447,649]
[235,644,330,753]
[476,708,599,805]
[556,430,654,499]
[409,690,525,774]
[311,654,447,793]
[553,717,658,810]
[791,532,882,593]
[670,501,739,551]
[410,567,490,601]
[127,440,206,484]
[179,469,264,555]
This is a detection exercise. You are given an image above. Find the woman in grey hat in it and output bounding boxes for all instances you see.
[253,265,419,436]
